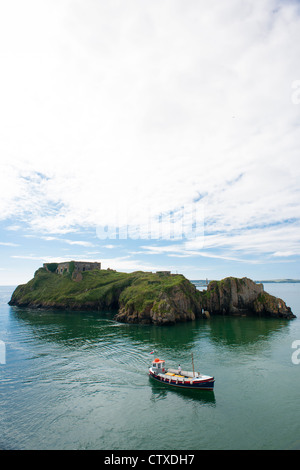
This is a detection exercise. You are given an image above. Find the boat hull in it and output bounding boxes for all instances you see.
[149,369,214,390]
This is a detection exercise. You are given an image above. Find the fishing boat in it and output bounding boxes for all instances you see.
[149,356,215,390]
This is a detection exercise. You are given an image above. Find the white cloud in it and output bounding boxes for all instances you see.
[137,219,300,262]
[5,225,22,231]
[137,242,258,263]
[100,255,183,274]
[11,255,47,261]
[272,251,295,257]
[61,239,95,247]
[0,0,300,261]
[34,235,94,246]
[11,254,101,263]
[104,244,122,249]
[0,242,19,247]
[199,222,300,256]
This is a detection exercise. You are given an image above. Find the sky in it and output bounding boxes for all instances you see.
[1,0,300,285]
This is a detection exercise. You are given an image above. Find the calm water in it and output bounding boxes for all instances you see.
[0,283,300,450]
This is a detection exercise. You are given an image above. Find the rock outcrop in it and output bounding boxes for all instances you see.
[115,278,202,325]
[201,277,295,319]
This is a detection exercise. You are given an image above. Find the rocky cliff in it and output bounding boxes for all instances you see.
[116,277,202,325]
[8,268,295,324]
[201,277,295,319]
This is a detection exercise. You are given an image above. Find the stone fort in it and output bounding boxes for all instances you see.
[44,261,101,274]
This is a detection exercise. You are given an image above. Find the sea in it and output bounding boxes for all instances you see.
[0,282,300,450]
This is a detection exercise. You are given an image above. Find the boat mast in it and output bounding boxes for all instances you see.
[191,352,195,377]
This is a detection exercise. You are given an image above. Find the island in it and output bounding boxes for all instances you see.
[8,263,296,324]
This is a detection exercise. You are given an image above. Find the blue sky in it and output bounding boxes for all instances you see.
[1,0,300,285]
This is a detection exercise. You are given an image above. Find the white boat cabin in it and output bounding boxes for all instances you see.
[151,358,166,374]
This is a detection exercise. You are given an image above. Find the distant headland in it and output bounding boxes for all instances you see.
[255,279,300,283]
[8,261,296,324]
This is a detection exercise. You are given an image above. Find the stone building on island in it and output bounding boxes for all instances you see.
[43,261,101,274]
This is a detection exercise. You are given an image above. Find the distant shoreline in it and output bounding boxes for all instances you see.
[256,279,300,283]
[191,279,300,285]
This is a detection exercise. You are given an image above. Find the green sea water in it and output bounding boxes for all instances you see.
[0,283,300,450]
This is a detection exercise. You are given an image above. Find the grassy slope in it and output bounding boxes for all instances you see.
[118,272,189,312]
[9,268,192,311]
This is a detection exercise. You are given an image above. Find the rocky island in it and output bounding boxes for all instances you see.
[8,264,295,324]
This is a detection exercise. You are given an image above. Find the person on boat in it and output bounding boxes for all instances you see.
[178,364,182,375]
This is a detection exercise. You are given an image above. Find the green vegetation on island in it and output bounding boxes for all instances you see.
[9,268,202,324]
[9,267,296,324]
